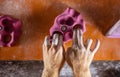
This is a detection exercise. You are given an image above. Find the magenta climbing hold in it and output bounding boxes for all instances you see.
[0,15,22,47]
[50,7,86,42]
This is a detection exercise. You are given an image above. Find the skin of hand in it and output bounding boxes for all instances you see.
[66,28,100,77]
[42,34,65,77]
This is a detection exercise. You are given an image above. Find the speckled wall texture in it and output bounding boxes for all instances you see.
[0,61,120,77]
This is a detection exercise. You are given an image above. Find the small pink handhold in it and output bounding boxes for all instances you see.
[0,15,22,47]
[50,7,86,42]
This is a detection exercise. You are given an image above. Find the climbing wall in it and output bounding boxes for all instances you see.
[0,0,120,60]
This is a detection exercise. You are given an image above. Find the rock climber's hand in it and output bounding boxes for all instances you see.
[42,34,65,77]
[66,28,100,77]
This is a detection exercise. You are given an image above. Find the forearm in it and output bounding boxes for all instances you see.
[42,69,59,77]
[74,68,91,77]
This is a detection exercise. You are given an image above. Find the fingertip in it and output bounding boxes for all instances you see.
[52,33,59,46]
[59,34,63,45]
[77,28,84,48]
[79,29,83,35]
[73,28,77,36]
[87,39,93,43]
[93,39,101,54]
[60,34,63,42]
[43,36,50,47]
[86,39,93,50]
[96,39,100,47]
[72,29,78,46]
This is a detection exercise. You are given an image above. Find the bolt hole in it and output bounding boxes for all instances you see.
[0,26,3,31]
[2,19,13,33]
[66,17,74,26]
[60,19,65,24]
[4,26,13,33]
[81,19,83,22]
[2,35,11,44]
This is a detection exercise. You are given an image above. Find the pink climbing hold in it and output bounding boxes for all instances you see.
[50,7,86,42]
[0,15,22,47]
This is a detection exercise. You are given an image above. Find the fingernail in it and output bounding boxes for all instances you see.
[44,36,50,46]
[52,34,59,46]
[79,29,82,35]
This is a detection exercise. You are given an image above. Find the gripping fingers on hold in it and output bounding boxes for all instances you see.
[72,29,78,47]
[52,34,59,46]
[93,39,100,54]
[86,39,93,51]
[77,29,84,48]
[43,36,51,47]
[58,35,63,47]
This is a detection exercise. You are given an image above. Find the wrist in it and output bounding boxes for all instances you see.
[73,67,91,77]
[42,68,59,77]
[74,67,90,73]
[73,65,89,72]
[44,67,60,73]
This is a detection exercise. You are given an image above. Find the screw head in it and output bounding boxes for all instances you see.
[61,26,67,32]
[0,26,2,31]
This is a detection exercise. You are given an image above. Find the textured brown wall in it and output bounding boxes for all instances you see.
[0,0,120,60]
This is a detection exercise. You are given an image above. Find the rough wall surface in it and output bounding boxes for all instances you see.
[0,61,120,77]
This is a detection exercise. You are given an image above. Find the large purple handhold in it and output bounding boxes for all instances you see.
[0,15,22,47]
[50,8,86,42]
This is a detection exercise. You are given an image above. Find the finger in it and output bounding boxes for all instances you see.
[43,36,51,55]
[86,39,93,51]
[77,29,84,48]
[58,34,63,48]
[43,36,51,48]
[56,46,64,58]
[52,33,59,47]
[92,39,100,54]
[72,29,78,47]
